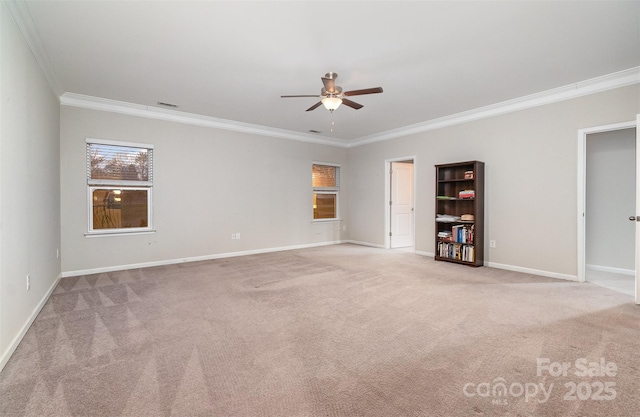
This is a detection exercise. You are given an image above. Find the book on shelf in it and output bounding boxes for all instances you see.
[451,224,474,244]
[437,241,475,262]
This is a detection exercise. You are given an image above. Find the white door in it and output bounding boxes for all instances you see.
[390,162,414,248]
[636,115,640,305]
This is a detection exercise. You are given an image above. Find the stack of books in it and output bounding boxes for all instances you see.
[437,231,452,240]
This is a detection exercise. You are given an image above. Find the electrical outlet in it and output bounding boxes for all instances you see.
[489,240,496,248]
[56,248,60,259]
[236,233,240,239]
[232,234,236,240]
[26,275,30,291]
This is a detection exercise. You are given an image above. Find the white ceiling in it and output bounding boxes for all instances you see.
[19,1,640,142]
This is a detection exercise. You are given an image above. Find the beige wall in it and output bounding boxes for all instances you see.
[347,85,640,278]
[60,107,348,274]
[1,3,61,368]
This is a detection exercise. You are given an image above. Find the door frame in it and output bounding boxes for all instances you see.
[385,156,416,249]
[636,115,640,305]
[577,121,637,302]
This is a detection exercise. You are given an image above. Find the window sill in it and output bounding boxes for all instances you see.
[85,229,156,238]
[312,219,342,223]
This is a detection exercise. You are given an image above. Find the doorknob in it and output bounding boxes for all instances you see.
[629,216,639,222]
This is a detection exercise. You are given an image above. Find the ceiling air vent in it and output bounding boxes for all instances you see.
[309,130,322,134]
[157,101,178,108]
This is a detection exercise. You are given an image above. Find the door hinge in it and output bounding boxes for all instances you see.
[389,232,392,237]
[389,200,392,206]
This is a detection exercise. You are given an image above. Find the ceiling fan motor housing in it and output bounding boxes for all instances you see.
[321,86,343,97]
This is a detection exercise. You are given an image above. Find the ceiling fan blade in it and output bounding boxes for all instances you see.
[342,98,363,110]
[281,95,319,98]
[343,87,383,96]
[322,77,336,94]
[306,102,322,111]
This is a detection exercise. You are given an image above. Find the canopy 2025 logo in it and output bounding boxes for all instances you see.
[462,357,617,406]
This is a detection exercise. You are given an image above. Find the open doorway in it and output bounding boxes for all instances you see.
[578,121,638,304]
[585,128,636,297]
[385,158,415,250]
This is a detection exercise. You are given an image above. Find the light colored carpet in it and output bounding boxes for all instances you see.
[1,244,639,416]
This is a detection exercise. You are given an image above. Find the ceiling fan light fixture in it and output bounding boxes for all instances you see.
[321,96,342,111]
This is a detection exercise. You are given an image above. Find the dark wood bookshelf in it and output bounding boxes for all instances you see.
[435,161,484,267]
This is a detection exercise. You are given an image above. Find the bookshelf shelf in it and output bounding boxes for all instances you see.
[435,161,484,267]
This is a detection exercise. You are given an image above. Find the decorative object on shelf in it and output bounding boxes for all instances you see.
[435,161,484,267]
[436,214,461,223]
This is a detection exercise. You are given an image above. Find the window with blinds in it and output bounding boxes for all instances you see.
[312,164,339,190]
[86,139,154,234]
[312,163,340,220]
[88,143,152,184]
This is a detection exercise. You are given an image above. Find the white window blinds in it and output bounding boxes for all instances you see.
[312,164,340,190]
[87,142,153,184]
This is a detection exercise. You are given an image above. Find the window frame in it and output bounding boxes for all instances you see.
[86,138,155,236]
[312,162,340,222]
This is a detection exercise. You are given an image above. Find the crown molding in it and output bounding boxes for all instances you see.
[4,0,64,97]
[60,93,350,148]
[61,66,639,150]
[348,66,640,148]
[61,65,639,149]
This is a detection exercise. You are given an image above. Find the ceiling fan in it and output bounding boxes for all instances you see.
[281,72,383,112]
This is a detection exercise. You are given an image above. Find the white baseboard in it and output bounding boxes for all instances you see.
[61,240,345,278]
[586,264,635,276]
[388,250,579,282]
[415,251,578,281]
[485,261,578,281]
[0,273,61,373]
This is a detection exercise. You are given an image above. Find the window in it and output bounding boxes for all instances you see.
[312,163,340,220]
[87,139,154,234]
